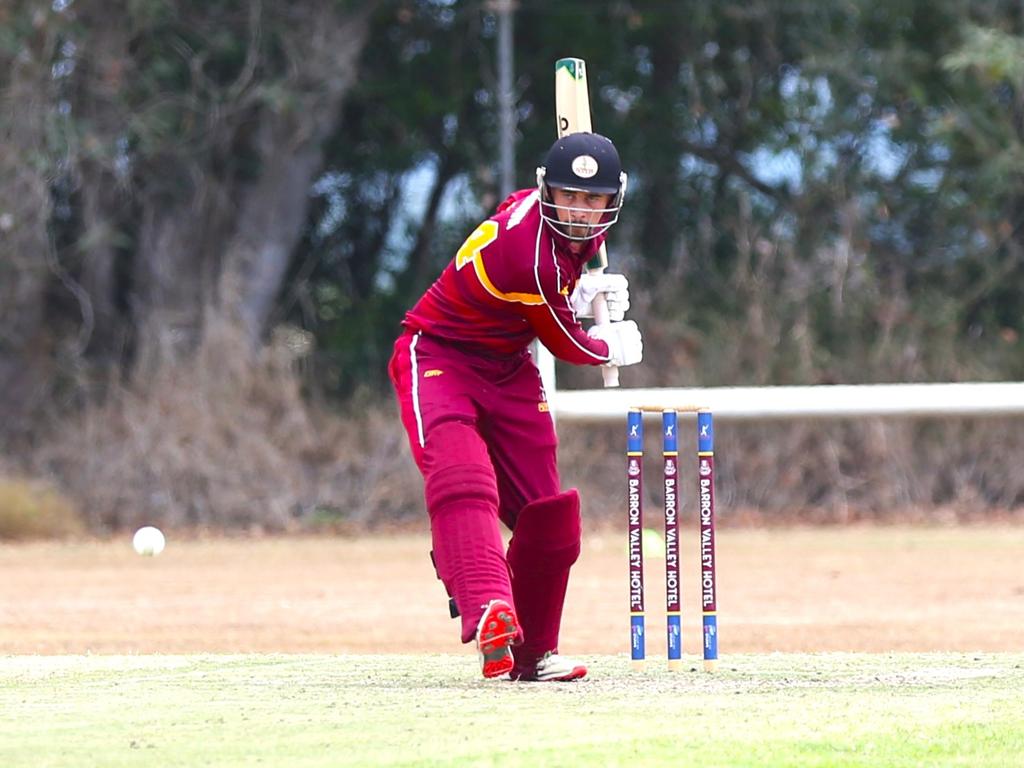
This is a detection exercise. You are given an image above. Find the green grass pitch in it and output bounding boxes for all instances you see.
[2,652,1022,767]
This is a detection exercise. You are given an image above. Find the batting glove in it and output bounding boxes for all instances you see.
[570,273,630,322]
[587,320,643,367]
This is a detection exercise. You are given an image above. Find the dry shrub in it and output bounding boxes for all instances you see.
[301,402,424,531]
[0,476,84,540]
[550,257,1024,524]
[21,314,1024,532]
[557,416,1024,524]
[34,323,424,533]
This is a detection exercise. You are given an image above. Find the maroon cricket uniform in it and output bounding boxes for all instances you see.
[401,188,612,366]
[388,188,607,670]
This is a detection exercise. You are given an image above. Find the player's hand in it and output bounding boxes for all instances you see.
[587,320,643,367]
[570,273,630,322]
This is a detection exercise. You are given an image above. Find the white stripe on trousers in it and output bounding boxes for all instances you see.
[410,332,426,448]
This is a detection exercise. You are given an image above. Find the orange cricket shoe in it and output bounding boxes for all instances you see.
[476,598,520,679]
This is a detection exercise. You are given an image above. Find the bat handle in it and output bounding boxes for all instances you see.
[591,292,620,388]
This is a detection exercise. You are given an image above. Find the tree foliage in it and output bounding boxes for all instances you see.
[1,0,378,442]
[3,0,1024,420]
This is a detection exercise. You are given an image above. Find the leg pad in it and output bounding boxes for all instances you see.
[422,421,514,643]
[507,489,582,670]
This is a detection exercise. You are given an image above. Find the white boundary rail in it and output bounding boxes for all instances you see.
[552,382,1024,421]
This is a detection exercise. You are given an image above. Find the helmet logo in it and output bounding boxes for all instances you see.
[571,154,598,179]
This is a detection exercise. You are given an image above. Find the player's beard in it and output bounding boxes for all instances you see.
[563,217,591,240]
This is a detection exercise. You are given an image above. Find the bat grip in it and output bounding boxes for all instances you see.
[591,292,620,388]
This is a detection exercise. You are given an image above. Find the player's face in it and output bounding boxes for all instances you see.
[550,188,613,238]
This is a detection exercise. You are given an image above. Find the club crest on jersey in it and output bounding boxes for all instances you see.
[571,154,598,179]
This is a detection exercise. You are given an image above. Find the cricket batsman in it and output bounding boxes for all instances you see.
[388,132,642,681]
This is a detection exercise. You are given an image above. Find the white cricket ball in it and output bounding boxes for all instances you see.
[132,526,166,557]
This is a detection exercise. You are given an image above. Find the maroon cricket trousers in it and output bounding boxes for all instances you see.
[388,330,582,668]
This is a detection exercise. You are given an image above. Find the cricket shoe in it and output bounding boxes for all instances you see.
[476,599,520,679]
[510,651,587,682]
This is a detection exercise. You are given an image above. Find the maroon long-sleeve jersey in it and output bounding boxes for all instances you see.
[401,189,612,365]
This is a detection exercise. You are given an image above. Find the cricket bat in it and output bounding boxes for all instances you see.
[555,57,619,387]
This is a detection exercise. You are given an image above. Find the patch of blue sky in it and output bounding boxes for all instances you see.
[863,124,910,180]
[908,167,944,190]
[745,147,803,190]
[311,172,350,241]
[680,154,721,185]
[601,84,643,117]
[696,116,718,145]
[375,165,433,291]
[780,70,834,123]
[375,160,483,292]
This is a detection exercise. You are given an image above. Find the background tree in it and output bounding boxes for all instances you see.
[3,0,1024,529]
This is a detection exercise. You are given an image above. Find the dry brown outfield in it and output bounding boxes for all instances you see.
[2,527,1022,655]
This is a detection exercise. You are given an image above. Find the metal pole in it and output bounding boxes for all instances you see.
[496,0,515,196]
[495,1,558,414]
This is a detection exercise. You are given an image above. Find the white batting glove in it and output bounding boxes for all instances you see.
[570,273,630,322]
[587,320,643,367]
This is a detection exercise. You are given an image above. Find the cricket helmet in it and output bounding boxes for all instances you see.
[536,132,628,241]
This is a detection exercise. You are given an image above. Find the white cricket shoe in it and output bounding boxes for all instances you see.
[511,651,587,682]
